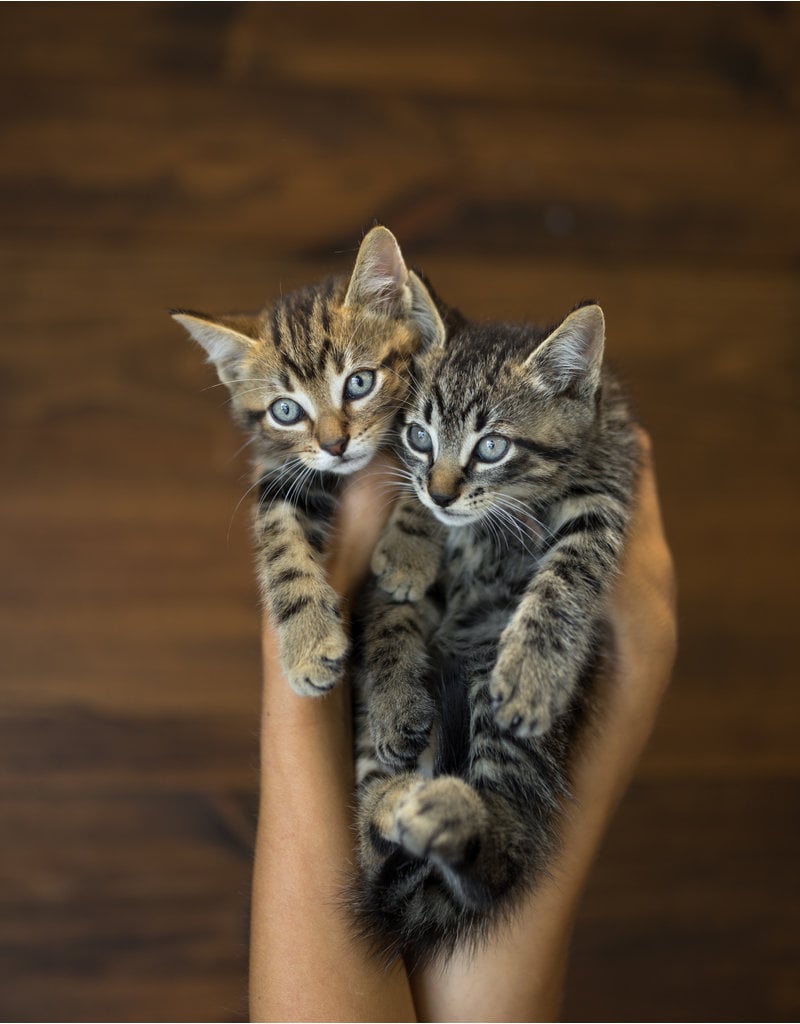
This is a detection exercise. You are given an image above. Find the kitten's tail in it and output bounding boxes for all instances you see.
[350,847,499,970]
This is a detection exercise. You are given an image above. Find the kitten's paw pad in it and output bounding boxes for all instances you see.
[491,687,554,738]
[389,778,487,868]
[284,622,349,696]
[371,536,439,602]
[490,649,569,739]
[370,690,435,770]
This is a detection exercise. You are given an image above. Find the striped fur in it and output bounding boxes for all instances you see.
[352,301,640,966]
[173,226,444,694]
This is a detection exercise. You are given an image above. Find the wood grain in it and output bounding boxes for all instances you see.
[0,4,797,1020]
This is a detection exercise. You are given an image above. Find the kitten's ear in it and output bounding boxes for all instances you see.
[524,303,605,397]
[344,226,446,348]
[407,271,447,350]
[170,309,258,385]
[344,225,411,313]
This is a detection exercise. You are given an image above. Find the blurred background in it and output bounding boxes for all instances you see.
[1,3,797,1020]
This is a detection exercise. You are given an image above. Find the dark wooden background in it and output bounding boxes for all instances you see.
[1,3,797,1020]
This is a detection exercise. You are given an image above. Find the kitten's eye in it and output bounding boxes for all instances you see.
[407,422,433,454]
[475,435,510,463]
[270,397,305,425]
[344,369,376,400]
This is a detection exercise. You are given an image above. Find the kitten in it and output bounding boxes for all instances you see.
[172,226,444,695]
[352,301,640,966]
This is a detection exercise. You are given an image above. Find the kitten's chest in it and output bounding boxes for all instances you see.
[440,529,539,614]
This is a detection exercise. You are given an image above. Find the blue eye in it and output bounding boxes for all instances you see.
[475,435,510,463]
[407,423,433,454]
[345,369,375,400]
[270,397,305,425]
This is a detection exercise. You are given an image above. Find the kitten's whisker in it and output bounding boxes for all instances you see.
[293,465,318,509]
[495,493,556,542]
[488,502,531,554]
[229,436,256,462]
[227,472,274,544]
[257,459,306,517]
[356,491,407,524]
[490,502,541,559]
[284,463,313,509]
[381,365,428,412]
[220,385,271,409]
[483,509,507,555]
[371,468,416,484]
[201,378,273,393]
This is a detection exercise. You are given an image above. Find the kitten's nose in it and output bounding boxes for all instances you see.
[320,435,349,458]
[429,490,457,508]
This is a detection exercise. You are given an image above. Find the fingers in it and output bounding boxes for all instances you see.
[607,428,678,691]
[632,428,663,540]
[326,454,403,600]
[622,428,677,610]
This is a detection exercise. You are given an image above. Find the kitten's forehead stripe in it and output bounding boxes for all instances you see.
[432,382,446,418]
[270,310,283,351]
[269,284,337,381]
[294,290,314,323]
[381,350,401,371]
[281,352,308,384]
[285,312,296,349]
[512,437,574,461]
[332,346,345,374]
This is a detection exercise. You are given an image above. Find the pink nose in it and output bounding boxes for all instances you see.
[320,436,349,458]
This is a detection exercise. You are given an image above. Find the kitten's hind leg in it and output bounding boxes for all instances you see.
[360,773,483,869]
[387,776,488,870]
[361,772,500,914]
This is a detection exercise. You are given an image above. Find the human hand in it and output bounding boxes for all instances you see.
[325,451,404,608]
[575,427,678,812]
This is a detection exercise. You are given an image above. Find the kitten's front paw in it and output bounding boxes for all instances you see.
[388,777,487,867]
[370,684,435,770]
[371,533,439,602]
[281,610,349,696]
[490,642,572,738]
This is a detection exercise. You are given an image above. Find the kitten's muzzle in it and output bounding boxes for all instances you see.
[429,489,457,508]
[320,435,349,458]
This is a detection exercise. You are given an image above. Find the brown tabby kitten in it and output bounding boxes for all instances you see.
[352,301,640,966]
[172,227,444,695]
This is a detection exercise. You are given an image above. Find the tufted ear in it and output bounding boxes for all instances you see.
[344,226,446,349]
[170,309,258,386]
[407,271,446,350]
[344,225,410,313]
[524,303,605,398]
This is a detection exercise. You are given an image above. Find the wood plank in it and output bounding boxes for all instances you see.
[1,3,798,1019]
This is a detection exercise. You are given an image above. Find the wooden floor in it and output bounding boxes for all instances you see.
[1,4,798,1020]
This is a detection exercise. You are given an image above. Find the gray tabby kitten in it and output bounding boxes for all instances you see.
[172,227,444,695]
[352,301,640,966]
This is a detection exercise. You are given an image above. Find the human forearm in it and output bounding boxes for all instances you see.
[250,622,415,1022]
[249,459,416,1022]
